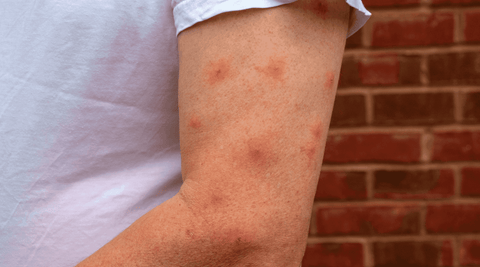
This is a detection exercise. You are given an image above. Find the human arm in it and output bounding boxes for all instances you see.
[75,1,351,266]
[175,0,351,265]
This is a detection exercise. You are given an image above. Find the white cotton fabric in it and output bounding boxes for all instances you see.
[0,0,370,266]
[173,0,371,38]
[345,0,372,38]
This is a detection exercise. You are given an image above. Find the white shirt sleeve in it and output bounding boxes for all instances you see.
[172,0,371,38]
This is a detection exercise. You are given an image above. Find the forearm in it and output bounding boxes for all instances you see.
[74,194,271,267]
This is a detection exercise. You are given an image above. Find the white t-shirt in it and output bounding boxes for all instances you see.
[0,1,370,266]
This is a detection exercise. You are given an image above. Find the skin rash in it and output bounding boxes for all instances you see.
[191,48,335,175]
[203,55,237,87]
[188,115,203,129]
[174,2,351,265]
[300,118,324,170]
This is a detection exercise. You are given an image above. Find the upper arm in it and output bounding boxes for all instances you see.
[176,0,350,263]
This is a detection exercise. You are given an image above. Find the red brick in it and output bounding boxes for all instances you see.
[363,0,420,7]
[372,12,454,47]
[373,93,455,126]
[373,240,453,267]
[315,171,367,201]
[358,54,422,86]
[330,95,367,128]
[315,204,420,236]
[324,133,421,164]
[460,240,480,266]
[302,243,364,267]
[432,131,480,162]
[442,240,454,267]
[432,0,480,5]
[374,169,455,199]
[358,54,399,85]
[461,167,480,197]
[339,54,421,88]
[426,204,480,233]
[398,55,422,85]
[463,91,480,123]
[465,10,480,43]
[428,51,480,86]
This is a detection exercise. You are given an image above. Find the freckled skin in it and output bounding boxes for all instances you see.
[301,119,324,168]
[182,223,260,266]
[310,120,323,141]
[206,228,260,265]
[300,144,317,162]
[185,229,196,239]
[301,0,329,20]
[324,71,335,90]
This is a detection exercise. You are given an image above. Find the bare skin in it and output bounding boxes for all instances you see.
[76,1,352,266]
[177,0,351,265]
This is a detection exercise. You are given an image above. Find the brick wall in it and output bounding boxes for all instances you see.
[302,0,480,266]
